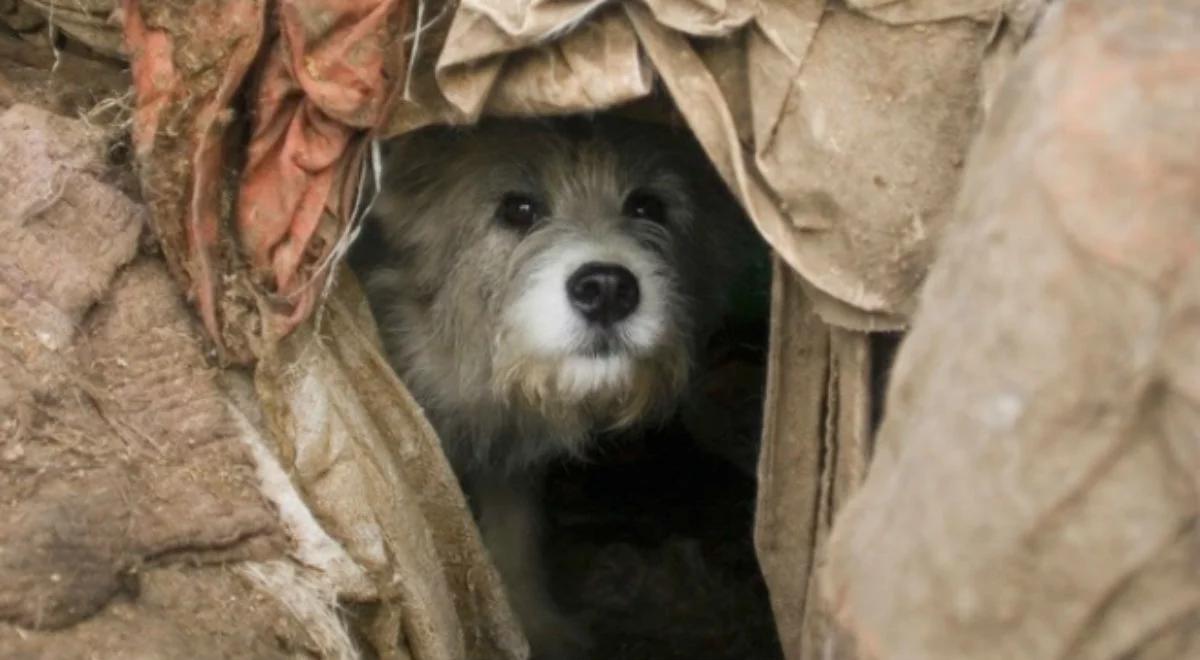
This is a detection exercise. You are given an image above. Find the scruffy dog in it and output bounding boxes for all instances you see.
[353,116,749,659]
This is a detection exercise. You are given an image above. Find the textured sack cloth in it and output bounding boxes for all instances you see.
[0,103,297,656]
[0,99,525,660]
[825,2,1200,658]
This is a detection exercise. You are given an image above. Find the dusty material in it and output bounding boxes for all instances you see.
[753,257,873,659]
[0,0,124,57]
[0,34,129,117]
[825,1,1200,658]
[121,0,270,362]
[251,270,528,660]
[2,567,322,659]
[119,0,410,362]
[235,0,407,342]
[0,99,523,660]
[0,104,284,634]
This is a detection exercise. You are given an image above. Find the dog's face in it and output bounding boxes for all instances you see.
[359,117,745,460]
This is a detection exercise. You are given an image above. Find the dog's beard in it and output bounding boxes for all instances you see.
[493,346,689,431]
[493,237,691,431]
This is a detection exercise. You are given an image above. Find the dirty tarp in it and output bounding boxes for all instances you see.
[246,269,528,660]
[754,255,873,659]
[121,0,408,363]
[825,1,1200,658]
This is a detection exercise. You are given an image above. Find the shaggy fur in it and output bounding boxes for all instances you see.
[353,116,749,659]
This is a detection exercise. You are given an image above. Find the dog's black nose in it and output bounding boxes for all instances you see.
[566,262,640,325]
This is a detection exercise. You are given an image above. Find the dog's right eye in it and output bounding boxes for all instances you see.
[496,193,542,232]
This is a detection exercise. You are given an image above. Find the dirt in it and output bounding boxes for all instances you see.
[0,102,304,657]
[2,567,319,659]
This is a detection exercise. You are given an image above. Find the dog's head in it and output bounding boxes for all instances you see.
[361,116,747,436]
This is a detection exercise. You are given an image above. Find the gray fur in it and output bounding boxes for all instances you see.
[353,116,749,659]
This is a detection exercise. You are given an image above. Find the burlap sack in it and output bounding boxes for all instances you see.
[825,2,1200,658]
[0,103,301,656]
[0,98,525,660]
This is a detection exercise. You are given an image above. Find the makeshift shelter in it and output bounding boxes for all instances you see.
[2,0,1197,658]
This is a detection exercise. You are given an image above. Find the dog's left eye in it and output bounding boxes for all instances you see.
[496,193,543,232]
[623,190,667,224]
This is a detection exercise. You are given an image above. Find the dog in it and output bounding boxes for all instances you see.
[352,115,752,659]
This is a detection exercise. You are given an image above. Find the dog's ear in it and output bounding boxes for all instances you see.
[367,123,485,253]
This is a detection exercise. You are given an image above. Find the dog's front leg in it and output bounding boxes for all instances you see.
[469,470,590,660]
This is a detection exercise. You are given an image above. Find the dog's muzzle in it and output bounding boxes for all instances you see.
[566,262,640,326]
